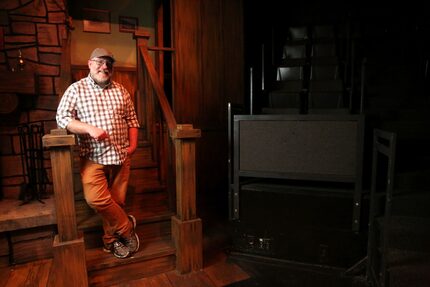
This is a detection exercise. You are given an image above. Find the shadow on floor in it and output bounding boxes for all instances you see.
[225,252,370,287]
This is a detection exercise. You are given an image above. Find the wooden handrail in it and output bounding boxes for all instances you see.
[134,31,202,273]
[139,45,177,134]
[135,31,177,134]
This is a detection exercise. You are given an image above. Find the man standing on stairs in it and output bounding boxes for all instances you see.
[56,47,140,259]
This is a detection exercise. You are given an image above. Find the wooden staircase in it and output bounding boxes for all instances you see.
[42,31,203,286]
[367,130,430,287]
[86,224,176,286]
[74,146,176,286]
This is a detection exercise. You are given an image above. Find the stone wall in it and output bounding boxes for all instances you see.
[0,0,68,199]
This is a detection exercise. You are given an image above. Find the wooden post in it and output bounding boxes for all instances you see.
[133,33,202,274]
[171,125,202,273]
[43,129,88,287]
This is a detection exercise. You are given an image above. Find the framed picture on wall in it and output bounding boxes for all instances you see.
[119,16,138,33]
[83,8,111,34]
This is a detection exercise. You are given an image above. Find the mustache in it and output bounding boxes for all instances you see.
[97,69,111,74]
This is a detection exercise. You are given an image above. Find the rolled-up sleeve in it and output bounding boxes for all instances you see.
[56,85,77,129]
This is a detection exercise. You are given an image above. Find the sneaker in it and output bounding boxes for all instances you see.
[103,240,130,259]
[128,214,137,229]
[123,214,140,254]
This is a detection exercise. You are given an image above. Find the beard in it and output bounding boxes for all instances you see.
[91,70,112,86]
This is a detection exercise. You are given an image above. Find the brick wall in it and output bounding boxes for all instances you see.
[0,0,68,199]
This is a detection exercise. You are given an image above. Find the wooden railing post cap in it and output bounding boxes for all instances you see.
[50,128,68,135]
[134,30,151,40]
[42,129,76,148]
[172,124,201,139]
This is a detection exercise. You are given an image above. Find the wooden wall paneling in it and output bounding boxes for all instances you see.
[171,0,244,212]
[112,68,138,105]
[201,0,223,128]
[222,0,245,107]
[70,67,88,84]
[171,0,202,124]
[11,226,55,264]
[0,233,9,267]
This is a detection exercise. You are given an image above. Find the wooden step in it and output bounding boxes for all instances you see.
[76,191,173,230]
[86,235,176,287]
[85,220,176,286]
[130,144,158,169]
[83,219,172,249]
[0,197,55,233]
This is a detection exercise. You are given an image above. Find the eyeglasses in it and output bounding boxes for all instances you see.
[90,59,113,67]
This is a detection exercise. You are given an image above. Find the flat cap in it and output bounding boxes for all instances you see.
[89,48,115,62]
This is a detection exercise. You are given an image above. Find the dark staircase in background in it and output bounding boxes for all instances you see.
[367,129,430,287]
[263,24,352,115]
[362,22,430,285]
[231,23,368,270]
[234,19,430,286]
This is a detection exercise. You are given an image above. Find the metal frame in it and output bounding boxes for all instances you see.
[367,129,397,287]
[231,114,365,232]
[228,102,245,220]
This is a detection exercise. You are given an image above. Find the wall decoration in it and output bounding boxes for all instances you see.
[83,8,110,34]
[119,16,138,33]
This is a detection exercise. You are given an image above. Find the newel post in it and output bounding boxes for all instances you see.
[43,129,88,287]
[171,125,203,273]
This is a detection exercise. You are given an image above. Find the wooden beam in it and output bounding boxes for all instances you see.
[48,234,88,287]
[171,216,202,273]
[43,129,88,286]
[174,128,198,221]
[43,130,78,242]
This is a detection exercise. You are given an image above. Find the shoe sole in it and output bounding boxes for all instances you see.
[113,251,130,259]
[102,246,130,259]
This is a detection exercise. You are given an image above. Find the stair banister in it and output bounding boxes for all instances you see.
[42,128,88,287]
[134,31,203,273]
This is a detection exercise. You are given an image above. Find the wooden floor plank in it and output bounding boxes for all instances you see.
[89,256,175,287]
[1,246,251,287]
[203,261,250,287]
[4,261,31,287]
[25,261,44,287]
[0,266,11,287]
[166,270,215,287]
[35,259,52,287]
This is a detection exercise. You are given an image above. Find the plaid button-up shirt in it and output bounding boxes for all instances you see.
[56,75,140,165]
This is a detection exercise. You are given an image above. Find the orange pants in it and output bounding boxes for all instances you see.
[80,157,132,245]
